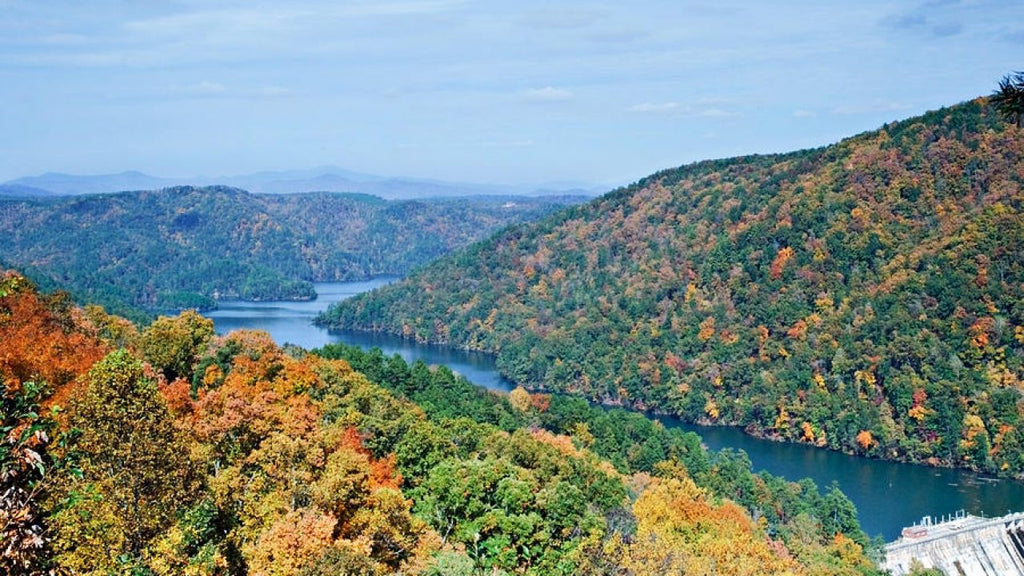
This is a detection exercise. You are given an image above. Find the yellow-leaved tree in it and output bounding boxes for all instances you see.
[48,349,198,574]
[581,469,803,575]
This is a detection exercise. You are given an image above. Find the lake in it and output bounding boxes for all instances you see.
[205,278,515,392]
[206,280,1024,541]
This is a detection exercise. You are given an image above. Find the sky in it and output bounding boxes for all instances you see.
[1,0,1022,188]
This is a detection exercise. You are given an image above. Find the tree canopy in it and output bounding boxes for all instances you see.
[1,271,882,575]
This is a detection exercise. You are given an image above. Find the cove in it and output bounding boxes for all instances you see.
[205,280,1024,541]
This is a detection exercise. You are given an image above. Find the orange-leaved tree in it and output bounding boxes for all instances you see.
[0,271,109,574]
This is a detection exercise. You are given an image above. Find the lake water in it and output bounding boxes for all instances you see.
[206,280,1024,541]
[205,278,515,393]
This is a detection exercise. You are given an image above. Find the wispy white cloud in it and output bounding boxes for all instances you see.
[162,82,295,101]
[518,8,602,30]
[123,7,300,38]
[258,85,293,98]
[628,102,735,118]
[699,108,736,118]
[793,109,816,118]
[173,81,228,96]
[0,1,467,69]
[628,102,681,113]
[523,87,573,102]
[38,33,93,46]
[585,27,648,44]
[124,1,463,37]
[480,139,534,149]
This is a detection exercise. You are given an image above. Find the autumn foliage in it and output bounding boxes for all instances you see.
[0,272,108,402]
[0,272,109,574]
[325,99,1024,477]
[0,271,881,575]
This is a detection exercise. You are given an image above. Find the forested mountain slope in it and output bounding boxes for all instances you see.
[0,187,573,319]
[1,271,880,575]
[321,99,1024,477]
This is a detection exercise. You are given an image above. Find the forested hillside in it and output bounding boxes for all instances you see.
[0,187,573,320]
[1,271,881,575]
[321,99,1024,477]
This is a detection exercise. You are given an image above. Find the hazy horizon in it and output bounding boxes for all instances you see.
[2,1,1021,185]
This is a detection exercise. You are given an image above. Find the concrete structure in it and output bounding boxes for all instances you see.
[883,510,1024,575]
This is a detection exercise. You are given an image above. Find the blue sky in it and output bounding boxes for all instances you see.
[1,0,1021,187]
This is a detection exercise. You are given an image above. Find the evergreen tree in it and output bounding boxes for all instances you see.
[992,71,1024,127]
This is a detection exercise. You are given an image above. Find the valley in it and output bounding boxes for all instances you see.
[6,97,1023,575]
[212,280,1024,542]
[0,187,578,321]
[6,2,1022,573]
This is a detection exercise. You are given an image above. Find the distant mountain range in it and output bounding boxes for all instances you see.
[0,167,608,199]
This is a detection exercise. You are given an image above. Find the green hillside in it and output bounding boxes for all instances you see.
[0,187,573,319]
[320,98,1024,476]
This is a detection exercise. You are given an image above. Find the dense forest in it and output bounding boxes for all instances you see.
[1,271,882,574]
[321,99,1024,477]
[0,187,575,320]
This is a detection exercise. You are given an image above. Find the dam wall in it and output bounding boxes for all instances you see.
[883,511,1024,576]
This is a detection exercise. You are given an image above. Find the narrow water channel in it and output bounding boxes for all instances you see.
[205,280,1024,541]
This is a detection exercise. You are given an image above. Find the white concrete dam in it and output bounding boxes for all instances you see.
[884,511,1024,575]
